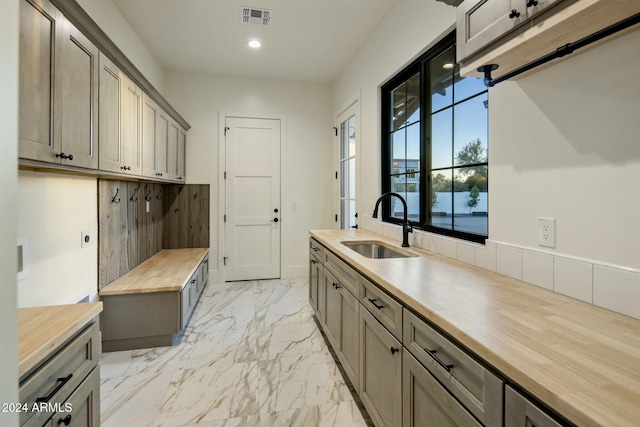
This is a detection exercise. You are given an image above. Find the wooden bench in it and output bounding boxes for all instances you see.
[99,248,209,351]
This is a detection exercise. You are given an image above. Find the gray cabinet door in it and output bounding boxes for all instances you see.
[457,0,525,61]
[505,386,564,427]
[177,127,187,180]
[59,18,99,169]
[142,93,160,178]
[53,367,100,427]
[359,307,402,427]
[168,119,180,181]
[98,52,123,173]
[309,251,320,315]
[156,110,170,178]
[338,285,359,392]
[403,351,482,427]
[121,75,143,175]
[18,0,63,164]
[323,269,342,351]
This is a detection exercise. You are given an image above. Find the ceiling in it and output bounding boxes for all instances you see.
[112,0,399,83]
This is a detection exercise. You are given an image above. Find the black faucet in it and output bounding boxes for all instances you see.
[372,192,413,247]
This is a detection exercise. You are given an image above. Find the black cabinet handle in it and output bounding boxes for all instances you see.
[312,247,320,252]
[390,347,399,354]
[368,298,384,310]
[273,218,279,223]
[36,374,73,403]
[58,415,72,426]
[121,165,131,171]
[333,282,340,289]
[509,9,520,18]
[526,0,538,6]
[351,225,358,229]
[311,259,317,264]
[191,279,196,284]
[55,152,73,160]
[424,348,454,372]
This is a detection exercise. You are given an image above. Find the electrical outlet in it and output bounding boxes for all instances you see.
[538,218,556,248]
[81,231,93,249]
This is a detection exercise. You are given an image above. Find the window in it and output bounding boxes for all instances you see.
[339,110,357,229]
[381,32,488,243]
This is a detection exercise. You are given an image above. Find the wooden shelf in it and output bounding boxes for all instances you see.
[460,0,640,80]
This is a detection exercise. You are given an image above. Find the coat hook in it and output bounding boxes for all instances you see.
[111,188,120,203]
[145,188,152,201]
[156,189,163,200]
[130,186,139,202]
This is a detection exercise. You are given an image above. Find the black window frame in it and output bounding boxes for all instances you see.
[381,31,488,244]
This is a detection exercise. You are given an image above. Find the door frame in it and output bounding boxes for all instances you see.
[334,95,360,230]
[218,111,287,283]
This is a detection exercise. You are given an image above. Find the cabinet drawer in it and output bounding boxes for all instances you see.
[51,366,100,427]
[505,386,564,427]
[20,322,100,427]
[325,250,358,296]
[309,238,324,262]
[403,309,503,427]
[361,277,403,341]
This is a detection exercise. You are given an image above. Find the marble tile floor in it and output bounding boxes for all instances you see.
[100,278,371,427]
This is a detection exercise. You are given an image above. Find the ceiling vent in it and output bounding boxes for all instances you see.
[241,7,271,26]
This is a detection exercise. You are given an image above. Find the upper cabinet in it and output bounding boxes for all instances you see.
[457,0,640,80]
[19,0,98,169]
[18,0,190,182]
[59,18,99,169]
[457,0,566,62]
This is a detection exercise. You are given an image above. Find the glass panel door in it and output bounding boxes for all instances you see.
[339,113,356,229]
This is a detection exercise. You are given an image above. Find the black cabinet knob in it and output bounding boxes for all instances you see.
[274,208,279,213]
[55,152,73,160]
[273,218,279,223]
[509,9,520,19]
[58,414,72,426]
[526,0,538,6]
[390,347,399,354]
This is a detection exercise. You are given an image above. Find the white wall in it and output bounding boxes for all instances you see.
[490,29,640,270]
[0,0,19,424]
[17,172,98,308]
[163,71,335,279]
[75,0,165,92]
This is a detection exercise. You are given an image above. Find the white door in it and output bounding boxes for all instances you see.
[225,117,281,281]
[337,102,358,229]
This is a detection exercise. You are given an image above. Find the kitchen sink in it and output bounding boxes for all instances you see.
[341,241,417,259]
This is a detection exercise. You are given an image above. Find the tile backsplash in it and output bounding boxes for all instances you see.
[358,214,640,321]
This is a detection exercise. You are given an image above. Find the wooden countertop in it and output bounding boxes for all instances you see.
[99,248,208,296]
[310,229,640,427]
[18,302,103,379]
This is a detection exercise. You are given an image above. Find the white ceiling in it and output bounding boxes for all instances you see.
[112,0,399,83]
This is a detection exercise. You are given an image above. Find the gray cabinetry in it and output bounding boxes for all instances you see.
[59,18,99,169]
[457,0,566,61]
[361,277,403,341]
[168,120,186,182]
[403,350,481,427]
[120,75,143,176]
[359,307,402,427]
[19,322,100,427]
[19,0,98,170]
[98,52,123,173]
[323,268,342,349]
[309,250,323,321]
[403,309,504,426]
[18,0,63,164]
[505,386,564,427]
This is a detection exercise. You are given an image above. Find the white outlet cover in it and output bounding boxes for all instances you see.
[81,231,93,248]
[538,217,556,248]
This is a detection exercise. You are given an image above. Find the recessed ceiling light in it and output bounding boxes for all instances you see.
[443,63,455,69]
[248,39,261,48]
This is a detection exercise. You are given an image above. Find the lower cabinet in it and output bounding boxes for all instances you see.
[359,307,402,427]
[49,367,100,427]
[403,351,481,427]
[505,386,564,427]
[309,250,323,321]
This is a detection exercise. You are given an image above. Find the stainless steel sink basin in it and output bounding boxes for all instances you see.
[341,241,417,259]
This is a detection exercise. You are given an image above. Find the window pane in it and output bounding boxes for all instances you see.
[453,167,487,236]
[407,172,420,222]
[391,128,406,174]
[347,115,356,157]
[340,160,348,198]
[454,94,488,165]
[340,120,349,159]
[454,73,486,103]
[390,174,406,220]
[431,108,452,169]
[391,81,407,131]
[349,158,356,199]
[406,123,420,170]
[431,48,454,112]
[340,199,349,229]
[349,200,356,228]
[431,170,452,230]
[406,73,420,125]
